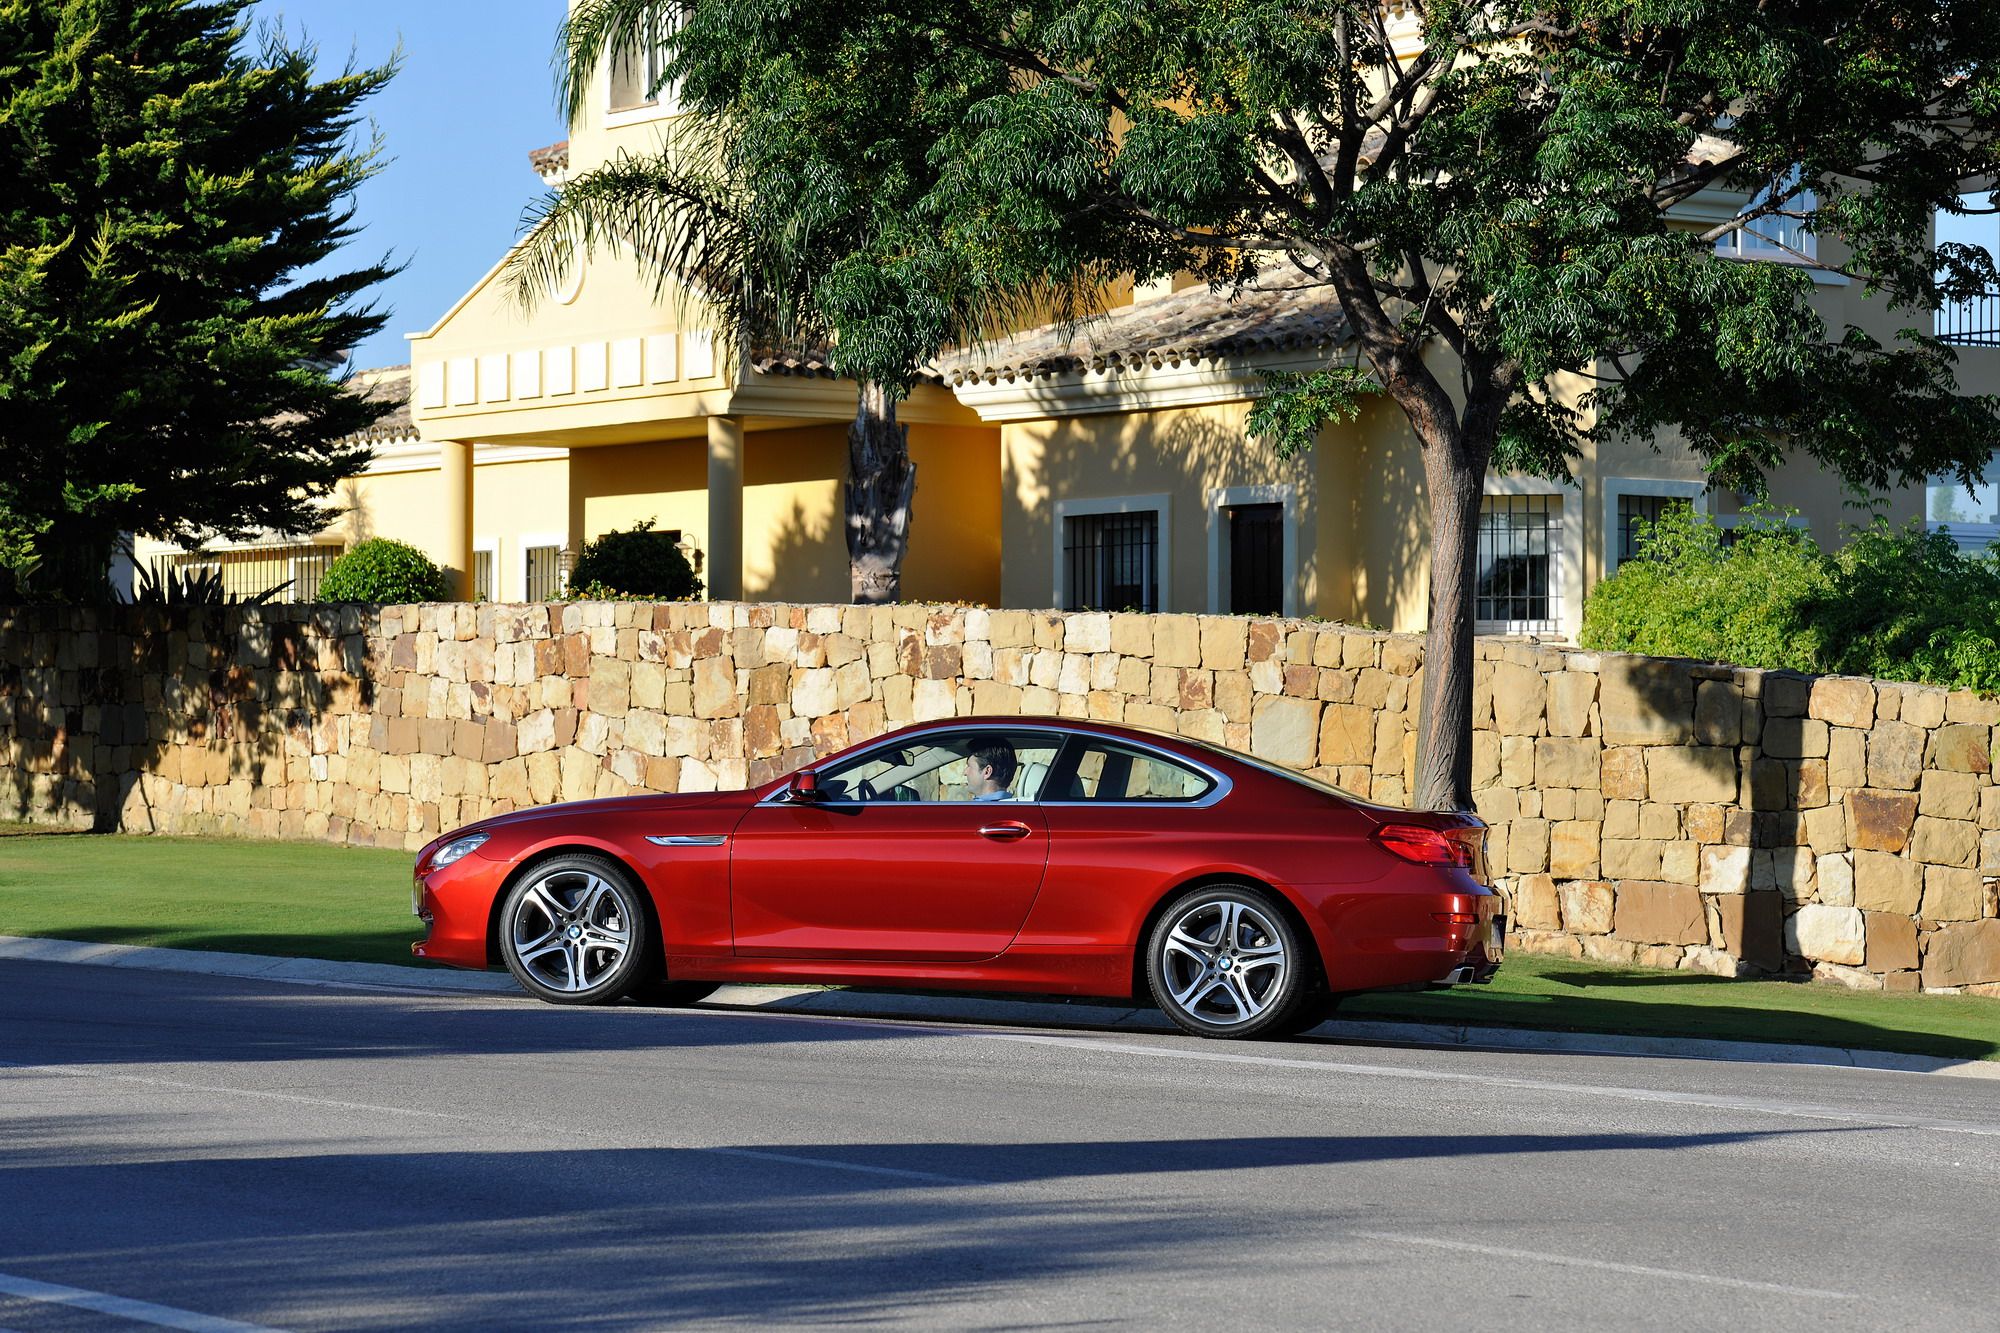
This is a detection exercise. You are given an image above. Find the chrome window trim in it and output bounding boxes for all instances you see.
[645,834,729,847]
[754,722,1233,810]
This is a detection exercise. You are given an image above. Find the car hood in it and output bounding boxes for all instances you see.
[465,789,739,833]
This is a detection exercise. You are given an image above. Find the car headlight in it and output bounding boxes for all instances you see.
[430,832,489,869]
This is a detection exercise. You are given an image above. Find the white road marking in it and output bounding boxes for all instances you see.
[1354,1231,1861,1300]
[0,1271,285,1332]
[0,1062,976,1188]
[968,1030,2000,1138]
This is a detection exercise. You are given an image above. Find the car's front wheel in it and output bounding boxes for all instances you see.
[1146,885,1315,1039]
[499,855,653,1005]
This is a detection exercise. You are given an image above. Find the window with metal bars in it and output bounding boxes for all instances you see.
[525,545,563,602]
[1475,496,1561,631]
[1615,494,1691,567]
[1224,502,1284,615]
[473,549,495,602]
[1063,511,1159,612]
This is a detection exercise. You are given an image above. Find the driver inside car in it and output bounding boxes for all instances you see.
[965,741,1017,802]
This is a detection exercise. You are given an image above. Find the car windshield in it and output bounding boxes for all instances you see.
[1185,739,1371,804]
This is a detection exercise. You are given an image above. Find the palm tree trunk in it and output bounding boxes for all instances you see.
[845,380,916,604]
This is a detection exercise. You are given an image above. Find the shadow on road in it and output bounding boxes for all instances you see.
[0,1123,1858,1329]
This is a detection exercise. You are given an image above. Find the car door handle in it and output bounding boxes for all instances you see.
[978,820,1033,842]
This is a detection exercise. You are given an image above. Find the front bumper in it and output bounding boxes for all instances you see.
[410,852,508,969]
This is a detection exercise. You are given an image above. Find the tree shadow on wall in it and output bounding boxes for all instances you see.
[0,604,378,842]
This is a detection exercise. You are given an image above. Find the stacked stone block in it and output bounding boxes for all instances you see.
[0,601,1994,994]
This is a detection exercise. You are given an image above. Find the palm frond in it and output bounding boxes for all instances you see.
[556,0,684,125]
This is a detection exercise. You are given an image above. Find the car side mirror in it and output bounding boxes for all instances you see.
[787,769,822,803]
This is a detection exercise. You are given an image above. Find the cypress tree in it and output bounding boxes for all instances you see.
[0,0,398,598]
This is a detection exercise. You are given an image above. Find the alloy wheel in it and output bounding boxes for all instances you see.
[508,866,636,997]
[1152,893,1295,1033]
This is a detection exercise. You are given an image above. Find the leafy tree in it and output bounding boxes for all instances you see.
[672,0,2000,809]
[508,2,1098,602]
[0,0,398,600]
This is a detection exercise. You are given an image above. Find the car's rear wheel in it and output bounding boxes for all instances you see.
[499,855,652,1005]
[1146,884,1315,1039]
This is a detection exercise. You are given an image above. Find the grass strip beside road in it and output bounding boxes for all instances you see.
[0,829,418,966]
[1,829,1995,1062]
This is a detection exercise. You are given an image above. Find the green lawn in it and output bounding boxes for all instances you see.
[0,828,420,966]
[1,829,1995,1061]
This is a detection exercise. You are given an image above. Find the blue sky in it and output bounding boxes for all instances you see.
[252,0,569,370]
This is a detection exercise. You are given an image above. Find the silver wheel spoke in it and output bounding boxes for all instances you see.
[1205,975,1248,1019]
[1172,968,1216,1008]
[578,876,614,921]
[518,940,566,966]
[1215,901,1241,951]
[1227,970,1265,1017]
[1162,929,1212,966]
[516,922,561,952]
[524,881,568,924]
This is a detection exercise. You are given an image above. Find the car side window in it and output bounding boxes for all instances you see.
[1055,740,1215,803]
[816,732,1064,803]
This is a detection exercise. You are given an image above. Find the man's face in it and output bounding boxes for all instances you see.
[968,758,997,793]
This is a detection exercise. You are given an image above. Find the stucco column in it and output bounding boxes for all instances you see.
[706,415,744,600]
[438,439,475,601]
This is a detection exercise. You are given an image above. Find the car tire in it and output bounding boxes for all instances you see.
[1270,990,1344,1037]
[1145,884,1316,1039]
[499,854,654,1005]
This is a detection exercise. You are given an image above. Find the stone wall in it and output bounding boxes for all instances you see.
[2,601,1996,994]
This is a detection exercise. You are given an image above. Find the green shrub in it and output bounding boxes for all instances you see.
[316,538,450,603]
[567,519,702,600]
[1581,505,2000,692]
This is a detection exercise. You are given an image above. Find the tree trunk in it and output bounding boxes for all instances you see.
[845,380,916,604]
[1412,444,1487,812]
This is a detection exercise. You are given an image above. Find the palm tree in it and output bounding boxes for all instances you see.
[507,1,1097,603]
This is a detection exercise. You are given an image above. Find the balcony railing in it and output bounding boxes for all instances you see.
[1937,289,2000,346]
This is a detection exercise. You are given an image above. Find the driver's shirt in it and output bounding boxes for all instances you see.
[972,788,1016,802]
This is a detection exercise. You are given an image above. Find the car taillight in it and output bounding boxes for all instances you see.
[1373,823,1476,868]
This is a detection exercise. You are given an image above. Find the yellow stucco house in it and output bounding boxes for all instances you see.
[134,13,2000,640]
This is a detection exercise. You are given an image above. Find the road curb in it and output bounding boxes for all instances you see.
[3,933,1994,1080]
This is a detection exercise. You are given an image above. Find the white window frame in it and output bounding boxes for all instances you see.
[1925,463,2000,553]
[522,531,567,603]
[1205,484,1299,616]
[603,14,681,126]
[1478,478,1582,639]
[1715,167,1817,263]
[1602,477,1709,574]
[1052,493,1172,613]
[473,537,498,602]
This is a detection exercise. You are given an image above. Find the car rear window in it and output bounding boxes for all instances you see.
[1054,739,1215,802]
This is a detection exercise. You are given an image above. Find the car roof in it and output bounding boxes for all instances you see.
[862,715,1217,761]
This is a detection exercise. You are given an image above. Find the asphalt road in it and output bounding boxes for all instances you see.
[2,960,1997,1332]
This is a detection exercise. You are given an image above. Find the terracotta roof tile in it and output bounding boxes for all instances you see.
[346,364,412,442]
[939,263,1352,384]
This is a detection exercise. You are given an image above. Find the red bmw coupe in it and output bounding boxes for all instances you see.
[411,717,1502,1039]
